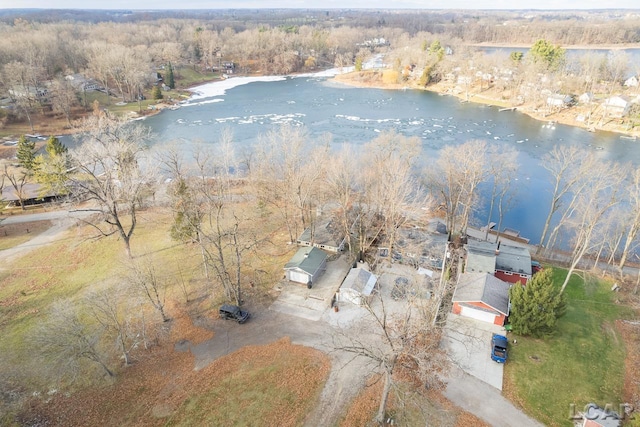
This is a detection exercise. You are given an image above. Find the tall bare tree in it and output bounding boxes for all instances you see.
[538,145,590,252]
[252,124,329,243]
[428,140,487,238]
[617,168,640,272]
[360,131,430,263]
[69,113,154,258]
[483,144,519,241]
[334,291,445,424]
[560,160,624,293]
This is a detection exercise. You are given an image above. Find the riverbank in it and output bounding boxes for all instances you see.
[333,71,640,139]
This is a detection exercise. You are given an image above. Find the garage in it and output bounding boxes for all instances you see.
[284,247,327,286]
[451,272,510,326]
[460,305,500,324]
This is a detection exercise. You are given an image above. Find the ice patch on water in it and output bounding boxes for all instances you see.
[188,76,287,101]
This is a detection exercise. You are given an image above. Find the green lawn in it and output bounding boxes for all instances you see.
[504,268,634,426]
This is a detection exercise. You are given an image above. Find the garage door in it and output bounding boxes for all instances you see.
[288,270,309,284]
[460,306,497,324]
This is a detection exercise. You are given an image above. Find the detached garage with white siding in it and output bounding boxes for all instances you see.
[284,247,327,288]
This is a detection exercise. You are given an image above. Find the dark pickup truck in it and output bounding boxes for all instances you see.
[219,304,250,324]
[491,334,508,363]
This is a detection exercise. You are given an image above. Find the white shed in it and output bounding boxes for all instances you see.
[337,267,377,306]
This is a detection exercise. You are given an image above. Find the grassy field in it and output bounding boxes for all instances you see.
[0,191,318,425]
[504,268,634,426]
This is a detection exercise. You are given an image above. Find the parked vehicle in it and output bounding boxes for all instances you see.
[219,304,250,323]
[491,334,508,363]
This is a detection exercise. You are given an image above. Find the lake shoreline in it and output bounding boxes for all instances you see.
[332,72,640,139]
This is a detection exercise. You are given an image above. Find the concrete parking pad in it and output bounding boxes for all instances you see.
[442,313,506,390]
[270,255,351,321]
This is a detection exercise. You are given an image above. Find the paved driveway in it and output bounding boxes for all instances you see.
[269,256,351,321]
[442,313,506,390]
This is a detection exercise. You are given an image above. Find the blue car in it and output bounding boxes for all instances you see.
[491,334,508,363]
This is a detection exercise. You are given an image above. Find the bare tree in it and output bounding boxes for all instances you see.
[323,145,359,255]
[360,131,431,264]
[560,160,624,293]
[126,260,170,323]
[617,168,640,272]
[69,113,154,258]
[84,282,143,367]
[334,292,446,424]
[538,145,590,252]
[428,140,487,238]
[32,299,115,381]
[483,144,519,241]
[252,124,329,243]
[3,164,29,211]
[49,76,78,126]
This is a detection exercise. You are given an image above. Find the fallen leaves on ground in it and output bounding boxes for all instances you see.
[20,312,329,427]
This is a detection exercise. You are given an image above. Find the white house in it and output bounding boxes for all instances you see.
[624,75,639,87]
[546,93,572,108]
[602,96,631,118]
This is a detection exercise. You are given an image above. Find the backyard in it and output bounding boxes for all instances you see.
[503,268,637,426]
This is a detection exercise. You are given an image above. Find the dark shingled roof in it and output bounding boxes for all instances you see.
[452,272,510,315]
[284,247,327,275]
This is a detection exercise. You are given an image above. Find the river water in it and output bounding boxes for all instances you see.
[137,75,639,246]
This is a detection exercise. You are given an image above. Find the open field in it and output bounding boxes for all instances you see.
[503,268,636,426]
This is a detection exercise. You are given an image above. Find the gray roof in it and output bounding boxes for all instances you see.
[341,268,377,296]
[496,244,532,276]
[465,240,497,274]
[284,247,327,275]
[452,272,510,315]
[297,217,345,250]
[2,183,59,202]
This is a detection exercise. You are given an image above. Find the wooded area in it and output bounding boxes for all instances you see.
[1,8,639,134]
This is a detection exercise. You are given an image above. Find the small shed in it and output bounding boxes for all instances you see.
[337,266,377,306]
[452,272,510,326]
[578,92,594,104]
[284,247,327,287]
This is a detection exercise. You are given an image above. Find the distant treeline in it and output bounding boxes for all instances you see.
[1,8,639,45]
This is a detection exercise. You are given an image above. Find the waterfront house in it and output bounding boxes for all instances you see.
[602,96,631,118]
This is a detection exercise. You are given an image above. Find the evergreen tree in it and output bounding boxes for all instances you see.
[355,57,363,72]
[44,135,67,157]
[34,136,69,196]
[509,268,567,338]
[419,65,433,87]
[166,62,175,89]
[151,85,163,100]
[529,39,565,71]
[16,135,37,173]
[510,51,524,63]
